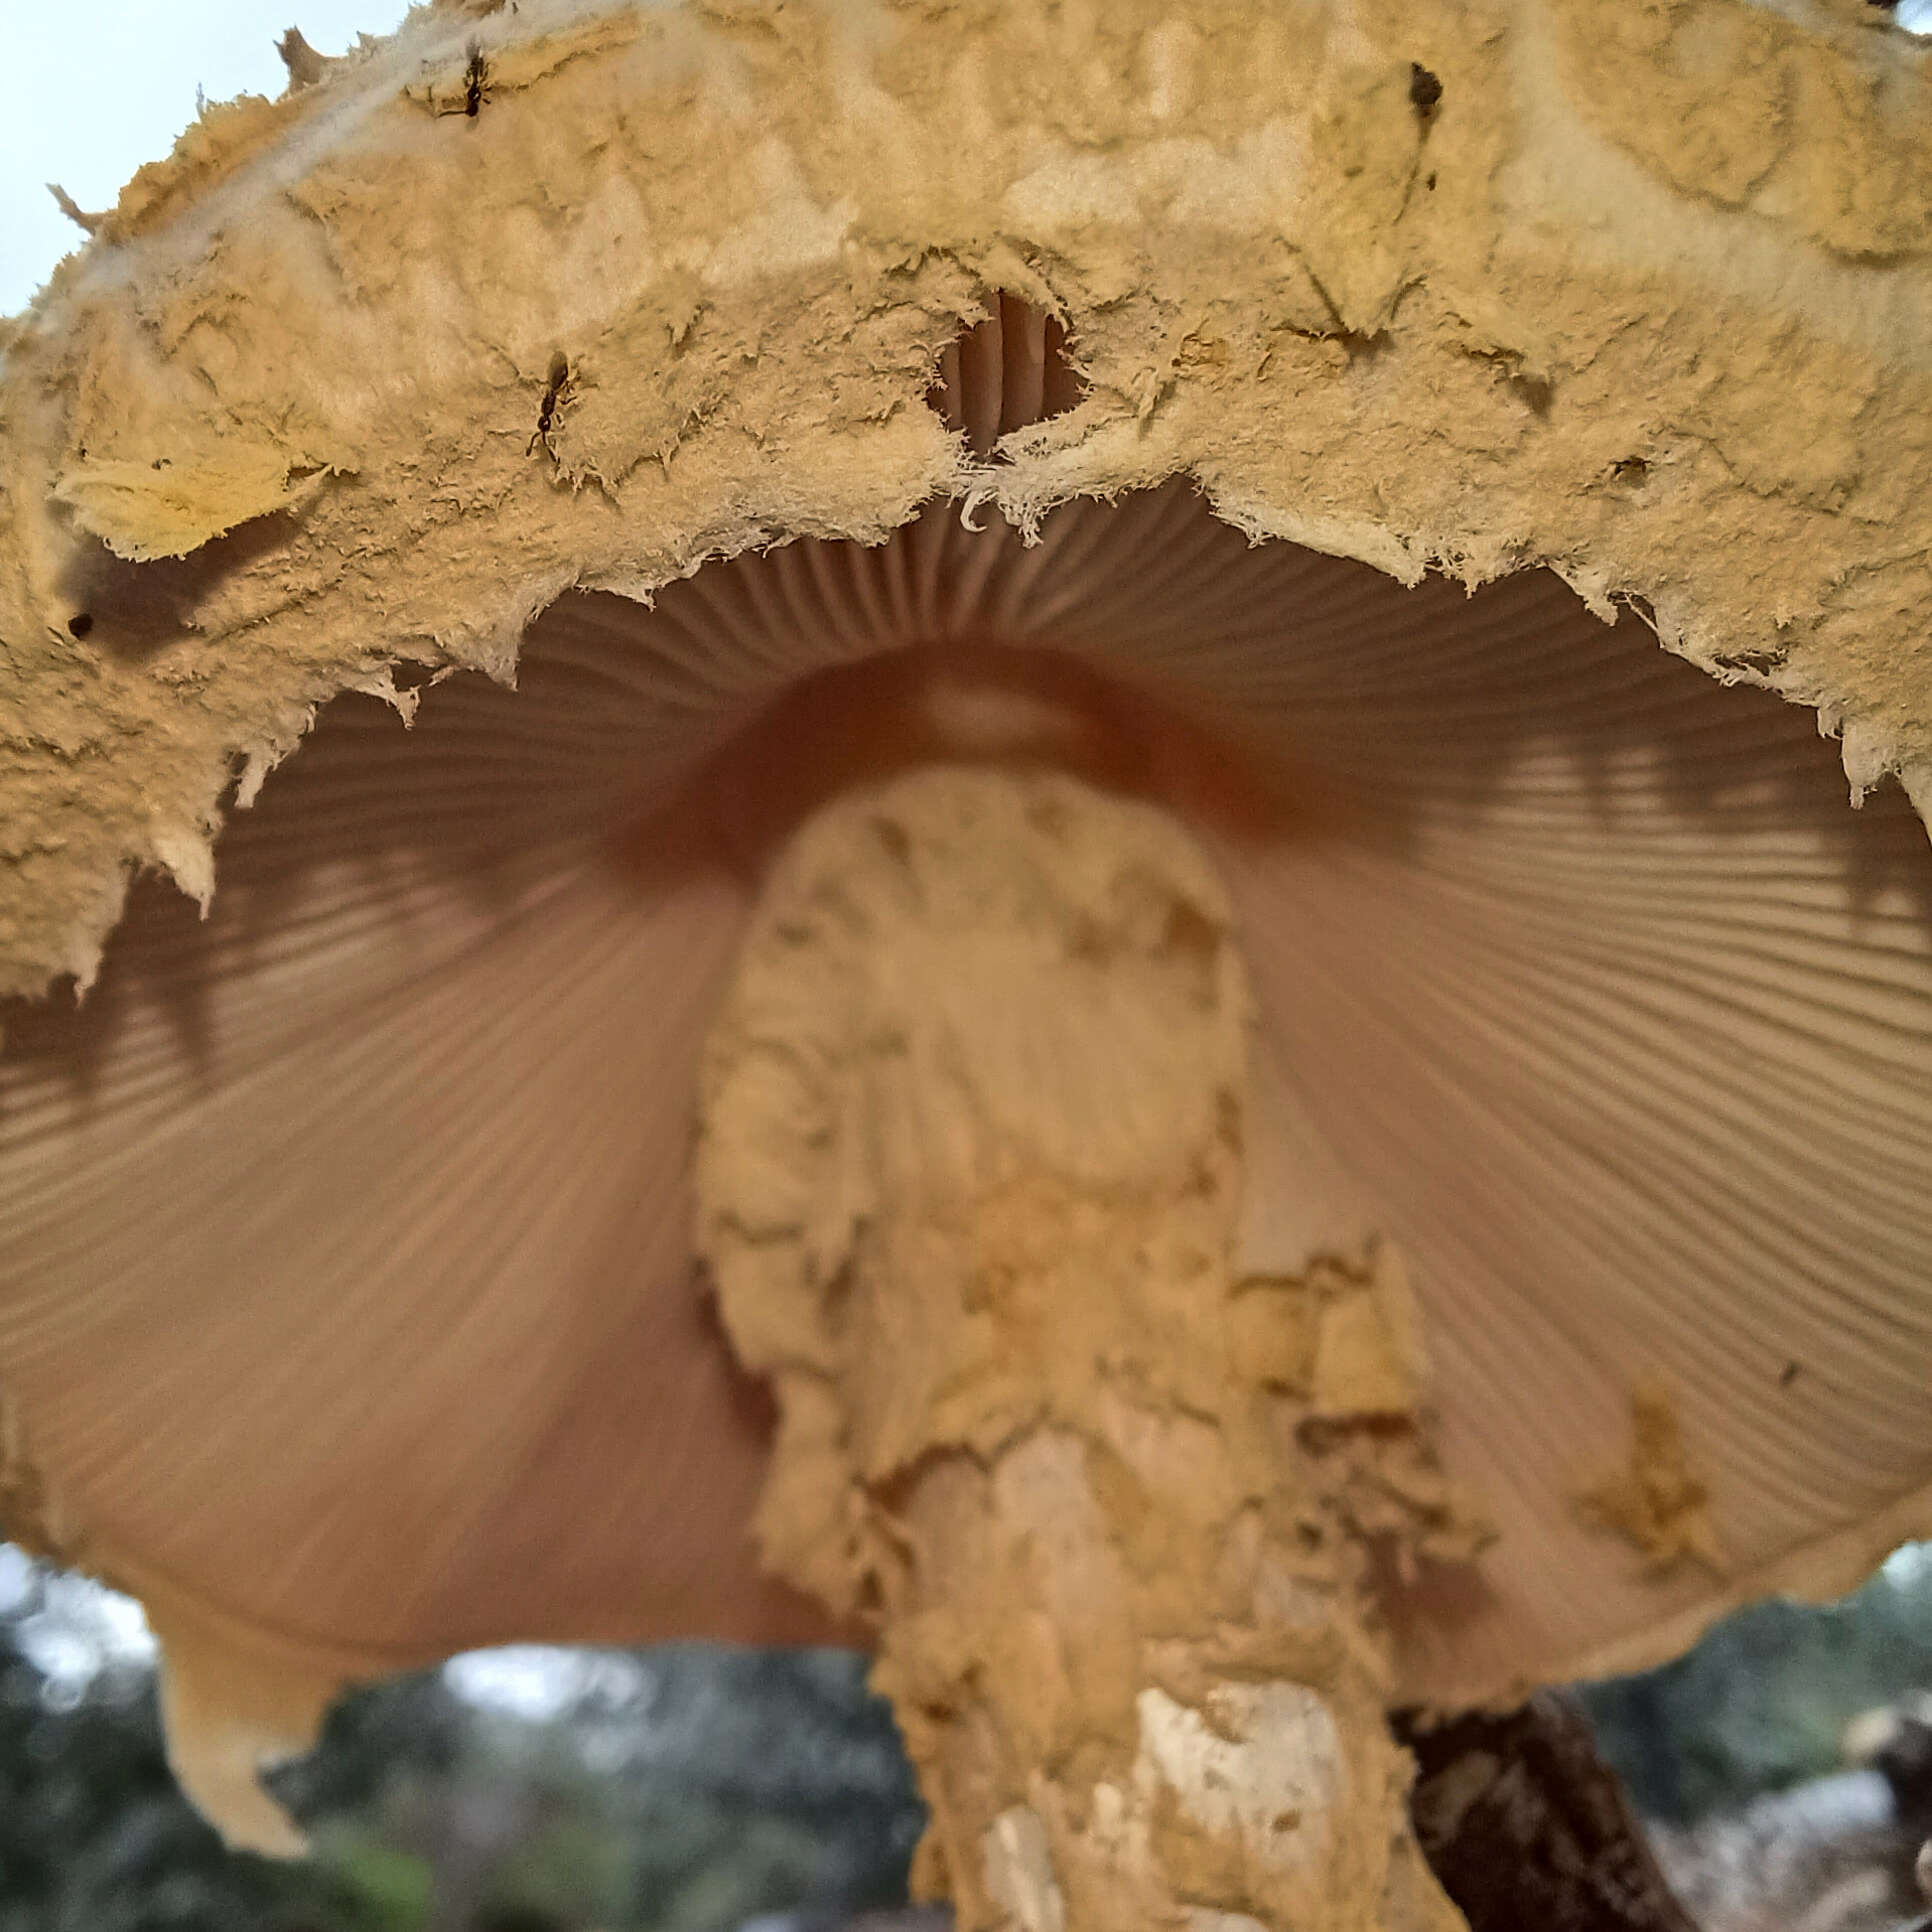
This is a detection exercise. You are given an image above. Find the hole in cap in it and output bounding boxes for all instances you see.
[927,293,1083,458]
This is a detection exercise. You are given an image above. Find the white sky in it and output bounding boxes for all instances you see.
[1,1,410,316]
[1,1538,610,1714]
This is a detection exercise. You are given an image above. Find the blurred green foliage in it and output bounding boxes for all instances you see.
[1580,1546,1932,1824]
[15,1538,1932,1922]
[0,1627,394,1932]
[0,1554,921,1932]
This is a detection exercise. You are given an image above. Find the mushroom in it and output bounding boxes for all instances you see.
[1,0,1930,1924]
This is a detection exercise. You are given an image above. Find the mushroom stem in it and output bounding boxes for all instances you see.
[864,1342,1457,1932]
[697,767,1481,1932]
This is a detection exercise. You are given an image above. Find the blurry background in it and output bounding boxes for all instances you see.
[0,1548,927,1932]
[9,1540,1932,1931]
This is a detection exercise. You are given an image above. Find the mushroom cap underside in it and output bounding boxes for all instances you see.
[1,0,1930,1808]
[4,485,1931,1714]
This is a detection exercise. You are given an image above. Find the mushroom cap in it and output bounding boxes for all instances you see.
[2,0,1931,1842]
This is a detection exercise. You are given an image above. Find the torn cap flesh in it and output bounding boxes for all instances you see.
[1,0,1930,1854]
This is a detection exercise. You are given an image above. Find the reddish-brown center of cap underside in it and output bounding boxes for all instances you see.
[631,637,1302,886]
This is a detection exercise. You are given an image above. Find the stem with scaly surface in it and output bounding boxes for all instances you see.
[698,767,1486,1932]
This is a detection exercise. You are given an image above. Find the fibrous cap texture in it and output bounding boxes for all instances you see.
[1,0,1930,998]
